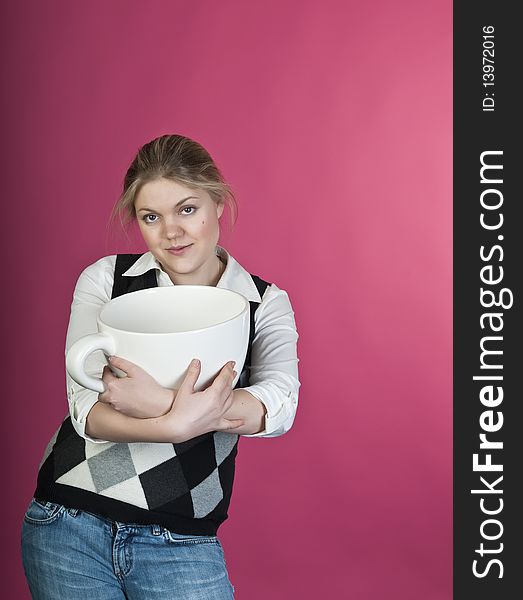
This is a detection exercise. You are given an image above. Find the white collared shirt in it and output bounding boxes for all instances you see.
[65,246,300,443]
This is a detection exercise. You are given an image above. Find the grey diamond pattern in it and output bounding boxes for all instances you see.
[191,469,223,518]
[88,444,137,492]
[214,432,238,466]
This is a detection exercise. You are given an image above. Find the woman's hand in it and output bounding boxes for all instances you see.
[98,356,176,419]
[166,359,244,442]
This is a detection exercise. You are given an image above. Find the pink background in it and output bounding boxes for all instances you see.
[2,1,452,598]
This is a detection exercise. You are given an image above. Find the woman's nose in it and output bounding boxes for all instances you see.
[164,220,184,239]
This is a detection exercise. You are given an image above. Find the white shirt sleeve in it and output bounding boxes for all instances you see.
[240,283,300,438]
[65,256,117,443]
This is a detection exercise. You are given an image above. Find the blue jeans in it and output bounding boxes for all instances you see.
[21,498,235,599]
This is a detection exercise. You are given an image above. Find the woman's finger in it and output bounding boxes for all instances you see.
[101,365,116,382]
[210,362,235,394]
[107,355,141,376]
[178,359,201,394]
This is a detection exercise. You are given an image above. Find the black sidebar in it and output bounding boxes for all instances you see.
[454,2,521,599]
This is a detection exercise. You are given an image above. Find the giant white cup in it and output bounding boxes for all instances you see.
[66,286,250,394]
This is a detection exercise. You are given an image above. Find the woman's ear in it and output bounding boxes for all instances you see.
[216,200,225,219]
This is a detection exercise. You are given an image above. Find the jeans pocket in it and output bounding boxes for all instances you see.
[163,529,219,545]
[23,498,66,525]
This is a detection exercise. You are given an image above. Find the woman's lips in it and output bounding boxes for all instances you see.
[167,244,192,256]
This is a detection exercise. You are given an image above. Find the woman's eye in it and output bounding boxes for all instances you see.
[181,206,196,215]
[143,214,158,224]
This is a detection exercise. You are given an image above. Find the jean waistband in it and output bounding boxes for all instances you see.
[110,521,163,536]
[74,506,165,536]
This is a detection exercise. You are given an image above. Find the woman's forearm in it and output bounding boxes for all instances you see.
[85,400,176,443]
[84,389,266,443]
[222,390,266,435]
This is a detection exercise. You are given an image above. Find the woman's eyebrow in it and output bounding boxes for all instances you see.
[136,196,199,212]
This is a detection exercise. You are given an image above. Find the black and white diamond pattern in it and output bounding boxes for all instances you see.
[52,420,238,517]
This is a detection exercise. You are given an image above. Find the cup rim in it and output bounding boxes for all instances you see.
[97,285,249,335]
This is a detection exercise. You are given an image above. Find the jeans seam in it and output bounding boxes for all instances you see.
[162,529,219,545]
[24,501,66,525]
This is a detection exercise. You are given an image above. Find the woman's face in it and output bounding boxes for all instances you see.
[134,177,224,284]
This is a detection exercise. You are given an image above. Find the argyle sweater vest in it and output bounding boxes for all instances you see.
[34,254,270,536]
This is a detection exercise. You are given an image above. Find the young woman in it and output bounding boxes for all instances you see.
[21,134,300,599]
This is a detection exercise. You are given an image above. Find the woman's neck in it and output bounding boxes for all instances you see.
[165,254,226,287]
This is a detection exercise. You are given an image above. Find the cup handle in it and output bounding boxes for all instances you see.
[65,333,116,393]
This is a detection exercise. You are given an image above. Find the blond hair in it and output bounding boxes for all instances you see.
[109,134,238,234]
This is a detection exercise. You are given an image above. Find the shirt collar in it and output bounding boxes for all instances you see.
[121,245,262,303]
